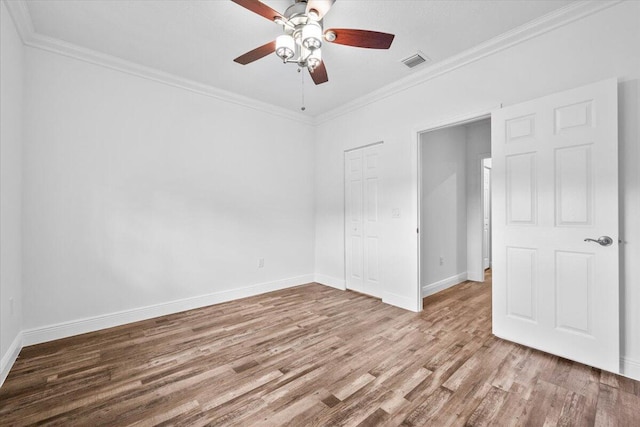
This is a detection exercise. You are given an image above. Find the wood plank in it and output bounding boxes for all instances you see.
[0,277,638,425]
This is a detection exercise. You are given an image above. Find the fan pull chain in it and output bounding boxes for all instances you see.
[300,68,306,112]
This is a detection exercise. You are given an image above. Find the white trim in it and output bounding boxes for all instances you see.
[472,152,493,283]
[621,357,640,381]
[3,0,621,125]
[2,0,33,43]
[416,132,423,312]
[422,273,468,298]
[343,140,384,153]
[415,107,497,137]
[27,33,314,125]
[315,0,621,124]
[382,291,419,312]
[0,332,23,388]
[22,274,313,346]
[314,274,346,290]
[467,271,485,283]
[1,1,312,126]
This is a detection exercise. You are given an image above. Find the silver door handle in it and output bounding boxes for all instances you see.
[584,236,613,246]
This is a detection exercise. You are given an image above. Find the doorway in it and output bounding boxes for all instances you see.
[414,79,621,374]
[417,117,491,301]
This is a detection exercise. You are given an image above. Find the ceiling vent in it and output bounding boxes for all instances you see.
[401,52,429,69]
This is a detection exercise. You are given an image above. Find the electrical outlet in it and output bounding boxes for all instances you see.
[258,258,264,268]
[9,297,14,315]
[439,256,444,266]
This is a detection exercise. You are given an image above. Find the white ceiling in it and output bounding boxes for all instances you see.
[23,0,577,116]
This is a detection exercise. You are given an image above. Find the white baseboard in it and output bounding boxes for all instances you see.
[22,274,314,346]
[422,272,468,298]
[9,272,639,388]
[0,332,23,388]
[621,357,640,381]
[315,275,418,312]
[314,274,346,290]
[467,270,485,282]
[382,291,419,312]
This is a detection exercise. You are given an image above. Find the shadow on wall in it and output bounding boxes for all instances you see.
[618,78,639,359]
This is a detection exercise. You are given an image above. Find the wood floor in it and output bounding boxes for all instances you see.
[1,273,639,426]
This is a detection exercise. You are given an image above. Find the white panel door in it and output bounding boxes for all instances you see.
[345,145,380,296]
[492,78,619,372]
[345,150,364,292]
[363,148,381,294]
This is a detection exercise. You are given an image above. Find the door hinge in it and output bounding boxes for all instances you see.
[417,228,419,234]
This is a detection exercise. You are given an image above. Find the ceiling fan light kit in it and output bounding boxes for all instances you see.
[301,22,322,50]
[274,17,323,72]
[275,34,295,60]
[232,0,395,86]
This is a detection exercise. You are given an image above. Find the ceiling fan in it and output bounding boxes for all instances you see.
[231,0,395,85]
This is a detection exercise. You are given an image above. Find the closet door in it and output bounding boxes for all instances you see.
[345,145,381,296]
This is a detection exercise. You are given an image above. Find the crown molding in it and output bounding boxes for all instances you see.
[2,0,33,42]
[25,32,316,125]
[315,0,622,124]
[4,0,621,126]
[1,0,314,126]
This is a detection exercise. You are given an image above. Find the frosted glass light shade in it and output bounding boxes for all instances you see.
[302,22,322,50]
[307,49,321,70]
[276,34,295,60]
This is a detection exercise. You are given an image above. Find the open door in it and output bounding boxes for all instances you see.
[492,78,619,372]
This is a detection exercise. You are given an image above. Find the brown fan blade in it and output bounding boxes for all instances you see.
[233,41,276,65]
[325,28,395,49]
[231,0,283,22]
[306,0,335,19]
[309,60,328,85]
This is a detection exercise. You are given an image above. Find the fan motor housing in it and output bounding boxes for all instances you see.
[284,1,309,22]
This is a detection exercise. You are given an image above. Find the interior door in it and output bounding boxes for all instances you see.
[491,78,619,373]
[345,145,380,297]
[345,150,364,292]
[483,163,492,270]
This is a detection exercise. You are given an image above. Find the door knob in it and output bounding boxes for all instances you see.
[584,236,613,246]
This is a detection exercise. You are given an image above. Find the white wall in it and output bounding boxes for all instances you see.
[465,120,491,282]
[314,1,640,377]
[0,1,24,382]
[420,126,467,292]
[21,47,316,338]
[1,0,639,384]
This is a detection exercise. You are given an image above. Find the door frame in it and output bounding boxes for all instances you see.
[414,106,499,311]
[481,156,492,272]
[469,152,492,282]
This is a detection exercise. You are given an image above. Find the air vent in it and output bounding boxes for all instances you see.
[401,52,429,69]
